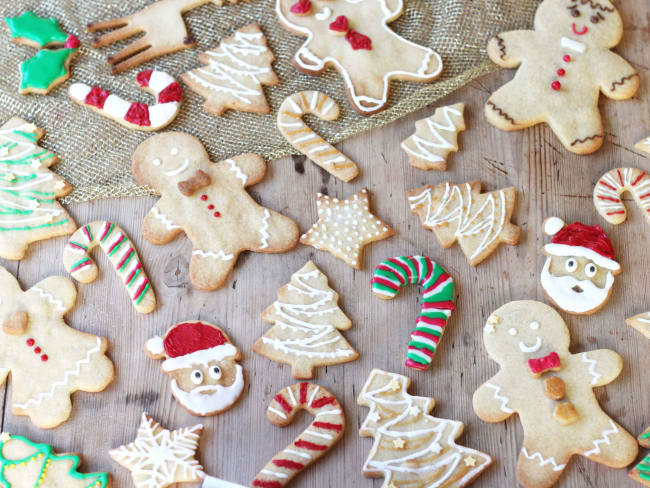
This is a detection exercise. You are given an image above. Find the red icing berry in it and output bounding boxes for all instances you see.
[551,81,561,91]
[563,54,571,62]
[158,82,183,103]
[200,194,208,201]
[290,0,311,14]
[41,354,48,362]
[64,34,80,49]
[345,30,372,50]
[34,347,41,354]
[208,204,215,210]
[557,68,566,76]
[125,103,151,126]
[214,211,221,217]
[26,338,35,346]
[84,86,109,109]
[329,15,349,33]
[136,69,154,87]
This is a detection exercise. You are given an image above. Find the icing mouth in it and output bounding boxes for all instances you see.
[519,336,542,353]
[572,23,588,35]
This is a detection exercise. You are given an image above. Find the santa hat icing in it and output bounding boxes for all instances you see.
[146,321,238,371]
[543,217,620,271]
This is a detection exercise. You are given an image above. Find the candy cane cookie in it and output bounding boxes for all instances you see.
[371,256,455,370]
[278,91,359,182]
[63,221,156,313]
[68,69,182,131]
[593,168,650,226]
[252,382,344,487]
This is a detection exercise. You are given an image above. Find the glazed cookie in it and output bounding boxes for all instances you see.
[406,180,520,266]
[401,103,466,171]
[276,0,442,115]
[541,217,620,315]
[0,265,114,429]
[110,413,204,488]
[593,168,650,227]
[636,136,650,155]
[300,188,394,269]
[0,117,76,260]
[146,321,244,416]
[253,260,358,379]
[473,300,637,488]
[69,70,182,131]
[132,132,300,291]
[485,0,639,154]
[4,11,80,94]
[358,369,492,488]
[0,433,111,487]
[63,221,156,314]
[626,312,650,340]
[182,23,279,116]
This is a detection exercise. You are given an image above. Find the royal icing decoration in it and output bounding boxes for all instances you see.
[253,261,358,379]
[401,103,466,171]
[407,180,520,266]
[69,70,182,131]
[278,91,359,182]
[0,433,109,488]
[371,256,455,370]
[182,23,279,116]
[110,413,204,488]
[252,382,344,488]
[474,300,638,487]
[630,426,650,486]
[300,188,394,269]
[0,117,76,259]
[359,369,492,488]
[593,168,650,227]
[626,312,650,340]
[276,0,442,114]
[62,221,156,314]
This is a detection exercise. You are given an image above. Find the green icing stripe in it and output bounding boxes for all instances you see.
[422,281,454,303]
[12,129,37,142]
[417,311,449,321]
[0,218,68,232]
[408,340,436,353]
[413,326,442,337]
[373,268,401,285]
[405,257,417,282]
[372,282,397,296]
[135,283,150,305]
[128,268,141,287]
[641,432,650,439]
[406,352,429,365]
[119,252,134,271]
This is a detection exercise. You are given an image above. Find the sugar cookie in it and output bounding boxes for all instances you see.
[593,168,650,227]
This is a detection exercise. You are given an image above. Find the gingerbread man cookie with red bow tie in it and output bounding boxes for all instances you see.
[485,0,639,154]
[132,132,300,291]
[473,300,637,488]
[275,0,442,115]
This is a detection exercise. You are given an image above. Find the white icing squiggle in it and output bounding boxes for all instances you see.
[581,352,601,385]
[401,106,463,163]
[192,249,234,261]
[584,421,619,457]
[521,447,566,471]
[30,286,66,312]
[152,206,181,230]
[485,383,514,413]
[259,209,271,249]
[225,159,248,185]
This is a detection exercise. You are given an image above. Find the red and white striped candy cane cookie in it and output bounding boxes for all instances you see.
[63,221,156,314]
[252,382,344,488]
[68,69,182,131]
[593,167,650,226]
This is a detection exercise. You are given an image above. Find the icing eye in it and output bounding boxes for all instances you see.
[585,263,597,278]
[529,321,540,330]
[570,7,580,17]
[565,258,578,272]
[170,147,179,156]
[190,369,203,384]
[590,15,599,23]
[152,158,161,166]
[508,328,517,336]
[209,365,221,379]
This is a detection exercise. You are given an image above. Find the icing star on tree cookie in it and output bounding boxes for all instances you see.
[276,0,442,115]
[485,0,639,154]
[300,188,394,269]
[132,132,300,291]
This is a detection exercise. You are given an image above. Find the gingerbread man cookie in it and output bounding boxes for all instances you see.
[485,0,639,154]
[276,0,442,115]
[473,300,637,488]
[132,132,300,291]
[0,265,114,429]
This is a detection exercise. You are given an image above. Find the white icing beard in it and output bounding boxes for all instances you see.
[540,257,614,314]
[171,364,244,415]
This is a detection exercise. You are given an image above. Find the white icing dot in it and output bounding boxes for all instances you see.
[152,158,161,166]
[170,147,179,155]
[508,328,517,336]
[529,321,540,330]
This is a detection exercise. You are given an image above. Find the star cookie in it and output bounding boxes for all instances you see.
[110,413,204,488]
[300,188,394,269]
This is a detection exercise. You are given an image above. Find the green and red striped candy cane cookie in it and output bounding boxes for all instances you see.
[252,382,344,488]
[371,256,455,370]
[62,221,156,314]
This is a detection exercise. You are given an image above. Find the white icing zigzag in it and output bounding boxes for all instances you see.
[151,207,181,230]
[581,352,601,385]
[521,447,566,471]
[30,286,66,313]
[485,383,514,414]
[584,420,619,457]
[259,209,270,249]
[225,159,247,185]
[192,249,234,261]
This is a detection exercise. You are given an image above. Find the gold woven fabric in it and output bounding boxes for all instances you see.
[0,0,540,203]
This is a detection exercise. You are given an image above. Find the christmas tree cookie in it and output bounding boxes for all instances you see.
[253,261,358,379]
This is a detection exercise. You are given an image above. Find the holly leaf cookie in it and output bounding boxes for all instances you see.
[132,132,300,291]
[276,0,442,115]
[485,0,639,154]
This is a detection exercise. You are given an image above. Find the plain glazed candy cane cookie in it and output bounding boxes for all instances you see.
[278,91,359,182]
[62,221,155,314]
[593,167,650,227]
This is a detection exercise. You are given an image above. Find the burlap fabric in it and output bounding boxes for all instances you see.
[0,0,540,202]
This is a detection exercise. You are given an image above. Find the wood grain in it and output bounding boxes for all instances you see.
[1,3,649,486]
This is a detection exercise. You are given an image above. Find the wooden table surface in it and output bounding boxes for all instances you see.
[2,4,650,487]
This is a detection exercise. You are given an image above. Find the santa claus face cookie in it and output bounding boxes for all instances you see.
[540,217,620,315]
[146,321,244,416]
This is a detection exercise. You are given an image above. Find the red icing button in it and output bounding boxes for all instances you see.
[290,0,311,14]
[64,34,80,49]
[208,204,215,210]
[26,338,35,346]
[34,347,41,354]
[329,15,349,33]
[563,54,571,62]
[345,29,372,50]
[40,354,48,362]
[557,68,566,76]
[124,103,151,126]
[200,194,208,201]
[214,212,221,217]
[551,81,561,91]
